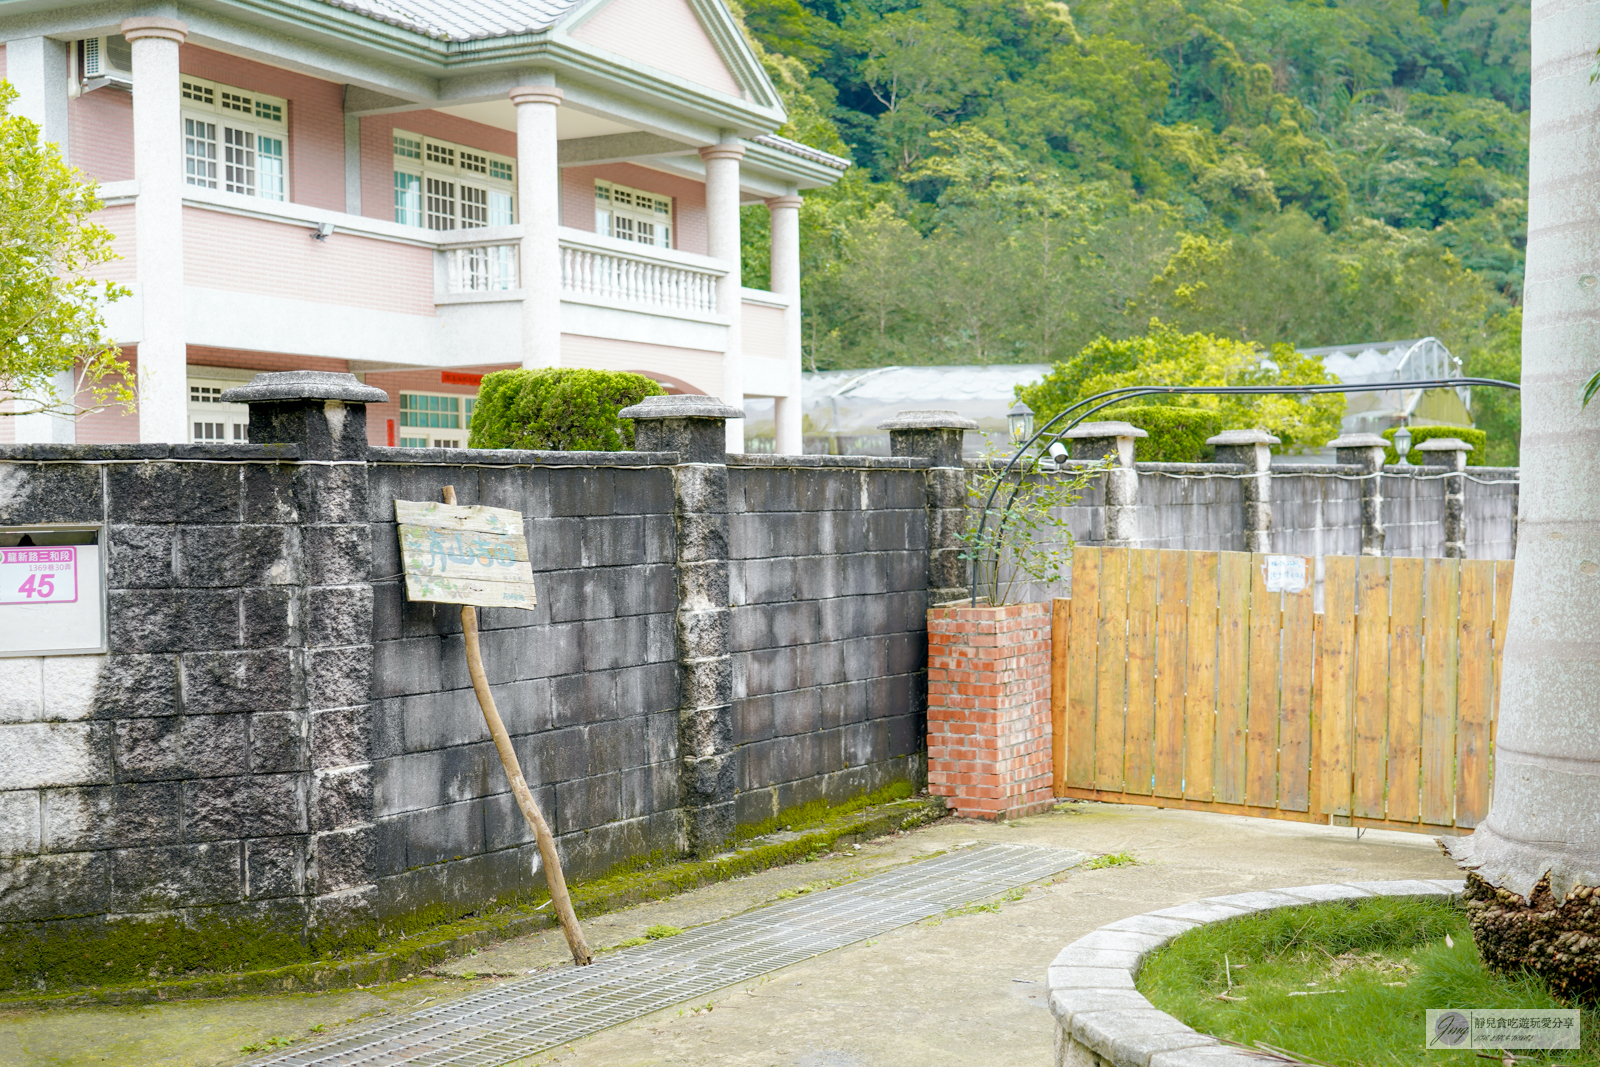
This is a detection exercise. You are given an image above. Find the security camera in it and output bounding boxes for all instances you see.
[1047,441,1068,468]
[311,222,335,241]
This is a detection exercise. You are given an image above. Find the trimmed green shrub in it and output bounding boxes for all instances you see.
[1090,404,1224,463]
[468,369,665,451]
[1380,424,1487,466]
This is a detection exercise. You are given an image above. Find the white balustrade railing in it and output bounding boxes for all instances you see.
[561,242,719,315]
[445,244,519,294]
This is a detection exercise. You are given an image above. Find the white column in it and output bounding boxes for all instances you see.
[9,37,77,444]
[122,17,189,444]
[767,192,803,455]
[701,140,745,453]
[510,84,564,369]
[8,37,70,152]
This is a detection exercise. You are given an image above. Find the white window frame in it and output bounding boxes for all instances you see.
[181,75,288,201]
[595,180,673,248]
[397,392,476,448]
[393,130,515,231]
[188,378,252,444]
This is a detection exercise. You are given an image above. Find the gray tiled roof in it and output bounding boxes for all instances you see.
[315,0,585,41]
[752,134,850,170]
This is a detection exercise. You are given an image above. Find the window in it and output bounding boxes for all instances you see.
[181,76,288,201]
[398,392,476,448]
[595,181,672,248]
[188,379,251,444]
[394,130,514,230]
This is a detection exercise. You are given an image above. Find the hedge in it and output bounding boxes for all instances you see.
[468,368,665,451]
[1089,405,1225,463]
[1380,424,1487,466]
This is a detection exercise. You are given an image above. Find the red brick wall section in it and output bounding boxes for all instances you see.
[926,602,1054,820]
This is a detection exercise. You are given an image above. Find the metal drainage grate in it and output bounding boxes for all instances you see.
[251,843,1080,1067]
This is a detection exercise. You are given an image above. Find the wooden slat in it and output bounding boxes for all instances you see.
[1054,786,1474,836]
[1353,555,1391,820]
[1051,597,1070,795]
[1153,550,1190,798]
[1214,551,1253,805]
[1318,555,1357,818]
[1064,549,1102,791]
[1123,550,1159,796]
[1245,554,1281,809]
[1278,558,1315,813]
[1386,557,1425,823]
[1095,548,1131,792]
[1454,560,1495,827]
[1184,552,1219,802]
[1421,558,1462,826]
[1491,560,1515,763]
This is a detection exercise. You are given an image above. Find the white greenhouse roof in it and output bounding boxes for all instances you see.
[1299,337,1472,438]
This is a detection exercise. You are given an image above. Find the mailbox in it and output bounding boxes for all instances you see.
[0,526,106,656]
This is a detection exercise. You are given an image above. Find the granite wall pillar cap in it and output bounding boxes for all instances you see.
[1328,432,1389,470]
[878,410,977,467]
[1205,429,1281,448]
[1062,421,1148,466]
[619,394,743,464]
[1326,433,1389,450]
[222,371,388,461]
[220,371,389,405]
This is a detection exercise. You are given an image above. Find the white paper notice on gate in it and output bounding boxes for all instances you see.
[1263,554,1309,594]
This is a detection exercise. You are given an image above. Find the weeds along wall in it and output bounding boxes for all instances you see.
[0,393,947,988]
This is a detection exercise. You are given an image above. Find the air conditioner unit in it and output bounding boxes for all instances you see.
[78,35,133,92]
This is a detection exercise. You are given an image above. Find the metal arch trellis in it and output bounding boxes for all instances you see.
[968,377,1523,607]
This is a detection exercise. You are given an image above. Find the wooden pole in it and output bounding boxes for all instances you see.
[442,486,591,965]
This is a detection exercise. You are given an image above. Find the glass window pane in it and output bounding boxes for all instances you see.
[184,118,218,188]
[257,136,285,201]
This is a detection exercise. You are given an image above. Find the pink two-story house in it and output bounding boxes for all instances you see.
[0,0,846,451]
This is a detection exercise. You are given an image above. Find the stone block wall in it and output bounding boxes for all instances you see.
[924,602,1052,820]
[0,431,944,983]
[364,454,683,924]
[0,443,369,969]
[727,457,931,828]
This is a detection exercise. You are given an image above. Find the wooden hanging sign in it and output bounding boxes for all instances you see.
[395,499,538,609]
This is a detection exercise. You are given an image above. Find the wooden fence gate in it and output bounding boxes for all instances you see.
[1051,547,1514,834]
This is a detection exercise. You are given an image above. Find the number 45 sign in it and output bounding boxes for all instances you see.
[0,547,79,604]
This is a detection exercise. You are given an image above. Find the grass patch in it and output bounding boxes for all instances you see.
[1138,898,1600,1065]
[643,924,682,940]
[1084,852,1138,869]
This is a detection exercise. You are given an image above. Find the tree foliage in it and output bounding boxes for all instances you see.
[1016,321,1345,454]
[468,369,664,452]
[0,82,131,417]
[734,0,1527,439]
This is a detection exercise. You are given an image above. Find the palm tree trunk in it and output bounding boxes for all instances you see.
[1443,0,1600,999]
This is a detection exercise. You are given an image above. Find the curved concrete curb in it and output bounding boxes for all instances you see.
[1047,878,1467,1067]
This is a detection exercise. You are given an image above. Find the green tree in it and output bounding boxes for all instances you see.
[0,82,130,418]
[1017,321,1344,454]
[468,369,664,451]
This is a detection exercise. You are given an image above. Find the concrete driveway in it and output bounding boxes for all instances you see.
[0,802,1460,1067]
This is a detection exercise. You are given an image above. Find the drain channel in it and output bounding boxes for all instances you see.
[251,843,1080,1067]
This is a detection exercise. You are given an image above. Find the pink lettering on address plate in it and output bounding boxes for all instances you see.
[0,546,79,604]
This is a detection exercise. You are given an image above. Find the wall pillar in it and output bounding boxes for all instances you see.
[510,84,564,370]
[767,191,804,455]
[700,141,746,454]
[882,410,977,604]
[1331,433,1388,556]
[123,17,189,444]
[1209,429,1279,553]
[619,393,744,856]
[926,602,1053,820]
[1064,421,1148,547]
[1418,437,1475,558]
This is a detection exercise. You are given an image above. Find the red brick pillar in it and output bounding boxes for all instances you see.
[926,602,1054,820]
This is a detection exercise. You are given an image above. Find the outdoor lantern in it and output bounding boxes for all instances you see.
[1394,422,1413,465]
[1009,401,1034,444]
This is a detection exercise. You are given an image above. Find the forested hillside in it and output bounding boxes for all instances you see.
[736,0,1527,457]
